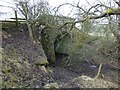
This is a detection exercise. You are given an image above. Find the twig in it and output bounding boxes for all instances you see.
[94,63,102,79]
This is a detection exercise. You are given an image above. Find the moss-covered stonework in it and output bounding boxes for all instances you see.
[41,26,93,64]
[55,29,90,55]
[41,27,66,64]
[35,56,49,66]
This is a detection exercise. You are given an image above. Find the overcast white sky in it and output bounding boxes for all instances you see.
[0,0,112,20]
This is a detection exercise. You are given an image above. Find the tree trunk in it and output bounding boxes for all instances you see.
[116,1,120,61]
[15,10,19,31]
[26,21,34,41]
[118,15,120,60]
[113,14,120,60]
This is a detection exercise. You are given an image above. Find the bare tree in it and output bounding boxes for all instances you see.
[14,0,50,41]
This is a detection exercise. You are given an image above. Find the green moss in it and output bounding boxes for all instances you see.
[41,27,58,64]
[2,65,12,74]
[3,80,19,88]
[41,26,93,65]
[13,60,22,68]
[106,8,118,14]
[55,29,90,55]
[35,56,49,66]
[106,9,114,14]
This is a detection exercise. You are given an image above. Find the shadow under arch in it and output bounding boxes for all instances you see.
[54,31,70,66]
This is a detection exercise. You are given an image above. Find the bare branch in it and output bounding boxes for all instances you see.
[0,4,14,9]
[59,8,120,29]
[53,3,86,16]
[113,0,120,6]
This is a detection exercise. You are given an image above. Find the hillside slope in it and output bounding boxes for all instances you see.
[1,31,119,88]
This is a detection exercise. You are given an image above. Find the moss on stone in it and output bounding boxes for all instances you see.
[41,27,59,64]
[41,26,92,64]
[2,66,12,74]
[35,56,49,66]
[55,29,90,55]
